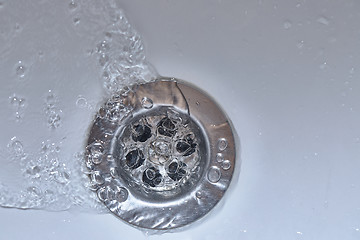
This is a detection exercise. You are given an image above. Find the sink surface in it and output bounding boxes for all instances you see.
[0,0,360,239]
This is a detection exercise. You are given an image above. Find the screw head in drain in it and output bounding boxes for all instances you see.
[86,78,237,230]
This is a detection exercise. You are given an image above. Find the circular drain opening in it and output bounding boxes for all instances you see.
[86,78,237,230]
[112,106,208,201]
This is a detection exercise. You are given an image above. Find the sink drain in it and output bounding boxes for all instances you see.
[86,78,237,230]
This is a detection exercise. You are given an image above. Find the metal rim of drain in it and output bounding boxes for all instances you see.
[86,77,237,230]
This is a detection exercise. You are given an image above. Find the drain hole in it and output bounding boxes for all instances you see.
[132,123,152,142]
[157,117,177,137]
[168,161,187,181]
[142,167,162,187]
[125,149,145,169]
[116,106,206,196]
[176,134,197,156]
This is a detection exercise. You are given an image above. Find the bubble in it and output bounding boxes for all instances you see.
[97,40,110,53]
[15,23,21,32]
[44,91,62,129]
[216,153,224,162]
[25,165,41,178]
[110,167,119,178]
[296,40,305,49]
[15,62,26,78]
[97,187,107,201]
[115,187,128,202]
[106,154,114,162]
[27,186,42,197]
[48,112,61,128]
[9,94,26,108]
[90,171,105,185]
[88,142,104,165]
[141,97,153,109]
[45,90,57,107]
[8,137,24,157]
[68,1,77,10]
[166,108,182,123]
[99,53,109,66]
[319,61,328,70]
[43,189,56,203]
[217,138,228,151]
[317,16,330,25]
[221,160,231,170]
[195,191,202,199]
[76,96,87,108]
[73,17,80,25]
[55,170,71,184]
[283,20,292,29]
[207,166,221,183]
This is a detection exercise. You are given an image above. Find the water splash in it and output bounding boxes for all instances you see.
[0,0,158,212]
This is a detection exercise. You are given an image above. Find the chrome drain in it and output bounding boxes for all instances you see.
[86,78,237,230]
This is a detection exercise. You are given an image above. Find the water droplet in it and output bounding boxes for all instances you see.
[8,137,24,157]
[216,153,224,162]
[90,171,105,185]
[349,67,355,75]
[54,170,70,184]
[15,62,26,78]
[48,112,61,128]
[110,167,118,178]
[106,154,114,162]
[221,160,231,170]
[88,142,104,164]
[28,185,41,194]
[283,20,292,29]
[76,96,87,108]
[43,189,55,203]
[207,166,221,183]
[46,90,57,106]
[217,138,228,151]
[97,40,110,53]
[319,61,328,70]
[196,191,202,199]
[9,94,26,108]
[68,1,77,10]
[25,165,41,178]
[115,187,128,202]
[296,40,305,49]
[97,187,107,201]
[317,16,330,25]
[15,23,21,32]
[99,53,109,66]
[73,17,80,25]
[141,97,153,109]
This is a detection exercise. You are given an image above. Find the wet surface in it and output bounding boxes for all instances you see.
[1,0,360,239]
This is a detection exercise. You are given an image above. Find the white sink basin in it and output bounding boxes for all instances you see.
[0,0,359,239]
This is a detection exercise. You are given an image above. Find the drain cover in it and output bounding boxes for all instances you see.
[86,78,237,230]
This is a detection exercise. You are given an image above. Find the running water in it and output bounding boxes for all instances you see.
[0,0,158,212]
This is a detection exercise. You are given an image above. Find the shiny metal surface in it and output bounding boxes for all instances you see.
[86,78,237,230]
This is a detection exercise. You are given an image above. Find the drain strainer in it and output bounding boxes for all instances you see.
[86,78,237,230]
